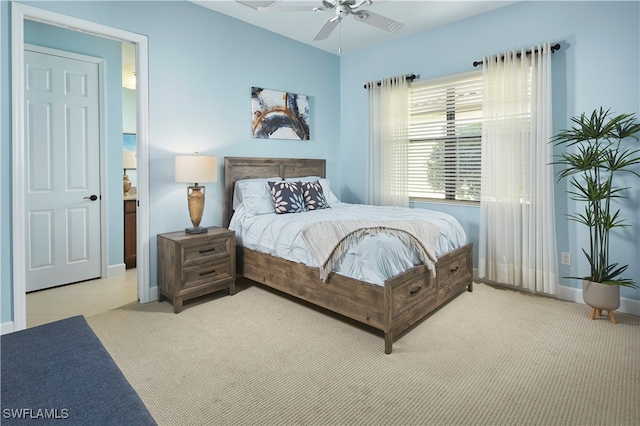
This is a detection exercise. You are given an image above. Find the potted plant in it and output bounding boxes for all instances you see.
[552,108,640,323]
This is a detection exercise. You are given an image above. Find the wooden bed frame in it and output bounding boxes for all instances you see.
[224,157,473,354]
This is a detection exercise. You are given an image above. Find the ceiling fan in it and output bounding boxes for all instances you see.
[258,0,404,41]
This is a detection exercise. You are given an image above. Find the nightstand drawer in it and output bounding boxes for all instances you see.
[182,237,231,266]
[182,258,233,289]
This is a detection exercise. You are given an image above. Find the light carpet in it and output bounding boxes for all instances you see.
[86,280,639,426]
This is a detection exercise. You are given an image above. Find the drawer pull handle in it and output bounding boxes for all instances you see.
[200,270,216,276]
[199,248,216,254]
[410,287,421,295]
[450,266,460,273]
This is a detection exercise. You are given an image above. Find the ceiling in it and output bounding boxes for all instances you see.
[191,1,518,55]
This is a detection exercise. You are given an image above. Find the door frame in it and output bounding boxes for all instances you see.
[11,3,151,331]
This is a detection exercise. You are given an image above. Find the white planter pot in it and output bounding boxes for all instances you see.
[582,280,620,311]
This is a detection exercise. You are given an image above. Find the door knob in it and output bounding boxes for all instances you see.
[83,195,98,201]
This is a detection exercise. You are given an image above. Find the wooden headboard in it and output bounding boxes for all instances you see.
[223,157,326,228]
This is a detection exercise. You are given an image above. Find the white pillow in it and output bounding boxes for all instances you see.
[233,177,280,210]
[318,179,341,205]
[237,180,280,217]
[285,176,340,206]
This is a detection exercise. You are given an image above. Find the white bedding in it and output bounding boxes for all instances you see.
[229,202,467,286]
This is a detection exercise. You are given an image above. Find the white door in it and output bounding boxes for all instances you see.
[25,48,102,292]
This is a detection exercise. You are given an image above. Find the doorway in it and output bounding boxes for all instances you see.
[11,3,151,331]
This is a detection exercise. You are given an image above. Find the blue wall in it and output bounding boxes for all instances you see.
[340,1,640,302]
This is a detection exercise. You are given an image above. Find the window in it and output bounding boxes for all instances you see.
[408,71,482,202]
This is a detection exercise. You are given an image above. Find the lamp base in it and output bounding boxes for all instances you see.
[185,226,208,235]
[123,173,132,196]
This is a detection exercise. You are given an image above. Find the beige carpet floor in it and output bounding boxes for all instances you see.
[87,279,639,426]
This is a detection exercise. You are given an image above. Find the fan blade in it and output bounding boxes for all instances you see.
[313,16,341,41]
[353,10,403,33]
[257,6,327,12]
[322,0,337,8]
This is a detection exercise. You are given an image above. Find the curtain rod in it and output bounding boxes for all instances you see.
[363,73,417,89]
[473,43,561,67]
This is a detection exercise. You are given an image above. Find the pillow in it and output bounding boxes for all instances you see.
[233,177,280,210]
[237,180,278,217]
[284,176,340,206]
[268,181,306,214]
[318,179,341,206]
[301,180,329,210]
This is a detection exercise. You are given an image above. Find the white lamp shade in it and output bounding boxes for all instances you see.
[123,150,137,169]
[175,155,217,184]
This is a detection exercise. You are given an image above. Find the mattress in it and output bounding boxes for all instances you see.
[229,202,467,286]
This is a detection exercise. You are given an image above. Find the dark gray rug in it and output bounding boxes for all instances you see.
[1,315,156,425]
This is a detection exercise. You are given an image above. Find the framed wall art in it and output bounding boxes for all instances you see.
[251,87,310,140]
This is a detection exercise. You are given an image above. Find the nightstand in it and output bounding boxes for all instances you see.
[157,227,236,313]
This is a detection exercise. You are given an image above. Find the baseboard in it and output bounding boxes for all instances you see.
[149,286,159,302]
[1,321,15,335]
[619,297,640,316]
[107,263,126,278]
[556,284,582,304]
[473,269,639,316]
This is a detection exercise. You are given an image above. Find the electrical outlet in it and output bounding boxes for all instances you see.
[561,252,571,266]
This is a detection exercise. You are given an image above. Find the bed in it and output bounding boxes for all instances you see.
[224,157,473,354]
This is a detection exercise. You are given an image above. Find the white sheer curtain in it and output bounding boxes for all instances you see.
[367,75,409,207]
[478,42,559,294]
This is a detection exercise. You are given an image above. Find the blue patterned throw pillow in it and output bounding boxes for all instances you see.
[301,180,329,211]
[268,181,306,214]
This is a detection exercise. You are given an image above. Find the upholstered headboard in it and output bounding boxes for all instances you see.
[223,157,326,228]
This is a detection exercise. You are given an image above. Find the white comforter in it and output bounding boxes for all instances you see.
[229,202,467,286]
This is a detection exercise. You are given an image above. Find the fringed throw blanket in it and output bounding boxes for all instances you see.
[301,220,440,282]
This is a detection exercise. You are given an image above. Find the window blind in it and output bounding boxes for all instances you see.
[408,70,483,202]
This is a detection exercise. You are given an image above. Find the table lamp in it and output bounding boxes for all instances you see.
[175,153,217,234]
